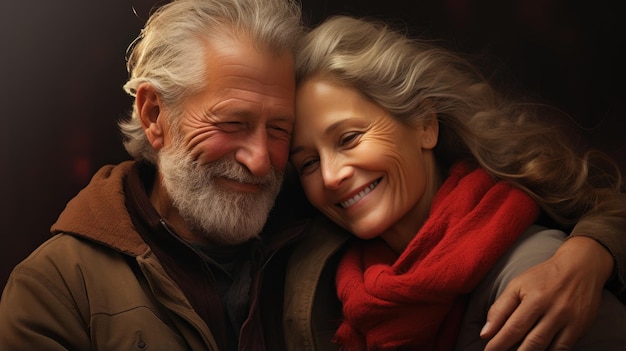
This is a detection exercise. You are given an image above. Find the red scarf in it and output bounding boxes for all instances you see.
[333,162,539,350]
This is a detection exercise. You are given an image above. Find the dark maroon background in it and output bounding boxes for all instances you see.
[1,0,624,289]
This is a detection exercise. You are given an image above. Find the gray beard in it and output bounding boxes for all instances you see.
[158,144,283,245]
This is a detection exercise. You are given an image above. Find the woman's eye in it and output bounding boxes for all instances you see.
[299,158,319,174]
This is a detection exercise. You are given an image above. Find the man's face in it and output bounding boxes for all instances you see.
[158,37,296,244]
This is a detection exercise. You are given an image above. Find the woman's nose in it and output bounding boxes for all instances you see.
[321,156,352,190]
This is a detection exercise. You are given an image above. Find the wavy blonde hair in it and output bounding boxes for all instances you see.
[119,0,303,164]
[296,15,624,226]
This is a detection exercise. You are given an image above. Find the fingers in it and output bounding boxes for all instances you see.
[484,296,582,351]
[480,288,521,339]
[516,311,580,351]
[484,297,545,351]
[545,327,579,351]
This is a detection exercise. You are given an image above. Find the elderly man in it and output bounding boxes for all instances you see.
[0,0,310,349]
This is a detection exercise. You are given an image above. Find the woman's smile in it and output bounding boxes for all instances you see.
[338,177,381,209]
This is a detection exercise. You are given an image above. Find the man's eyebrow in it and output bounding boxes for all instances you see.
[209,108,253,118]
[270,115,294,123]
[206,108,294,124]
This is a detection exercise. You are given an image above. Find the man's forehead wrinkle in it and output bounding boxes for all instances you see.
[215,64,293,89]
[214,72,291,86]
[207,95,294,116]
[208,75,295,100]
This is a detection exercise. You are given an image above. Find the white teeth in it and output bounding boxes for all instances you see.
[340,179,380,208]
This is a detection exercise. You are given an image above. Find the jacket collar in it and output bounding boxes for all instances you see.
[50,161,148,256]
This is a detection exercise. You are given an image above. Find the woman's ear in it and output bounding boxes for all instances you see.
[136,83,165,150]
[420,102,439,150]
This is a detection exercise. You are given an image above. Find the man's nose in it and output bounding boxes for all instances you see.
[235,128,272,177]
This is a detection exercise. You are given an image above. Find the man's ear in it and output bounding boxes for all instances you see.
[136,83,165,150]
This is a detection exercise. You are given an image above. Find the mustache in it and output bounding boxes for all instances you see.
[158,142,284,192]
[205,157,281,188]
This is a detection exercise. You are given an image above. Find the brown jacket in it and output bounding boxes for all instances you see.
[0,161,308,350]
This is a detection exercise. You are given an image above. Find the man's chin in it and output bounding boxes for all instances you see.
[186,205,269,245]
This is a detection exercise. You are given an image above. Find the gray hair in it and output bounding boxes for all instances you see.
[296,15,623,225]
[120,0,304,163]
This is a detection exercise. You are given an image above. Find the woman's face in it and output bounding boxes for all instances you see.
[290,77,439,247]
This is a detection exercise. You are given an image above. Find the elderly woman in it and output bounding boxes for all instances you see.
[284,15,626,351]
